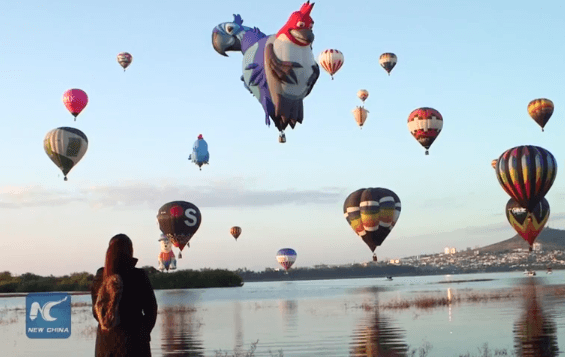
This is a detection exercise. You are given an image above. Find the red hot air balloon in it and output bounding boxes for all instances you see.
[506,198,549,250]
[62,89,88,121]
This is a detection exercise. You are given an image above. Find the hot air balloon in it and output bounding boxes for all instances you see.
[506,198,549,251]
[318,49,344,80]
[230,226,242,240]
[62,89,88,121]
[352,107,369,129]
[407,107,443,155]
[44,127,88,181]
[343,188,401,261]
[495,145,557,212]
[491,159,497,169]
[379,53,397,75]
[527,98,554,132]
[158,234,177,272]
[117,52,133,72]
[157,201,202,259]
[357,89,369,104]
[188,134,210,170]
[276,248,297,271]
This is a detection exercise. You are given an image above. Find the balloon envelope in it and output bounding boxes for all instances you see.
[318,49,344,79]
[117,52,133,70]
[357,89,369,103]
[62,89,88,118]
[157,201,202,252]
[407,107,443,155]
[276,248,297,271]
[527,98,553,131]
[343,188,401,252]
[44,127,88,181]
[495,145,557,212]
[189,135,210,169]
[379,53,397,75]
[506,198,549,247]
[352,107,369,128]
[230,226,242,240]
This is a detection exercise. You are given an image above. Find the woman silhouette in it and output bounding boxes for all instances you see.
[91,234,158,357]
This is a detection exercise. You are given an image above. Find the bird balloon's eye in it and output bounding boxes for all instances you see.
[297,21,305,28]
[226,25,234,33]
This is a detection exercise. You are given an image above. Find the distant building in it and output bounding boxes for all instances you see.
[533,242,542,251]
[450,248,457,254]
[444,247,450,255]
[474,250,480,255]
[466,247,471,251]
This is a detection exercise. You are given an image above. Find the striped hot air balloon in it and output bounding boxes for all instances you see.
[527,98,554,132]
[62,89,88,121]
[230,226,242,240]
[276,248,297,271]
[44,127,89,181]
[379,53,397,75]
[407,107,443,155]
[318,49,344,80]
[117,52,133,72]
[495,145,557,212]
[343,188,401,261]
[506,198,549,249]
[352,106,369,128]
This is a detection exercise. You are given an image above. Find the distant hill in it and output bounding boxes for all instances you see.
[478,227,565,253]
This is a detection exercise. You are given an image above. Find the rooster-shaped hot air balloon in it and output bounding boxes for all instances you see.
[212,2,320,143]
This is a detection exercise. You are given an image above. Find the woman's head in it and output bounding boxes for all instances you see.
[104,234,134,278]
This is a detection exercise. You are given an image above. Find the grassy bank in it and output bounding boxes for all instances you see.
[0,268,243,294]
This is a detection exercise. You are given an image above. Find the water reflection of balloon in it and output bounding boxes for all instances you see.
[513,279,559,356]
[160,302,205,356]
[350,308,408,356]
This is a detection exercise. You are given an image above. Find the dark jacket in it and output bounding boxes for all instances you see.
[91,258,158,357]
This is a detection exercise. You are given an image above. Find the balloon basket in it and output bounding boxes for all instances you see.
[425,150,429,155]
[178,252,182,259]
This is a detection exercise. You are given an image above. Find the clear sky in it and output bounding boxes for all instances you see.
[1,1,565,276]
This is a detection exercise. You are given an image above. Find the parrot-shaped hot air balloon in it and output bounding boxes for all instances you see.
[343,188,401,262]
[230,226,242,240]
[407,107,443,155]
[188,134,210,171]
[158,234,177,272]
[157,201,202,259]
[276,248,297,271]
[62,89,88,121]
[44,127,88,181]
[357,89,369,104]
[352,106,369,128]
[117,52,133,72]
[495,145,557,213]
[212,2,320,143]
[379,53,397,76]
[527,98,554,132]
[318,49,344,80]
[506,198,550,252]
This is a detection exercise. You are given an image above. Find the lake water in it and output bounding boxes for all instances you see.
[1,271,564,356]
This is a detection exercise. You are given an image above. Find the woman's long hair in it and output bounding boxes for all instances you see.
[103,234,134,279]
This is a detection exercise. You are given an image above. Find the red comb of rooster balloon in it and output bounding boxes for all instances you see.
[198,134,203,139]
[276,1,315,46]
[62,89,88,121]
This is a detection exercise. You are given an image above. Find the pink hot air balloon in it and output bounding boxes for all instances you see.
[62,89,88,121]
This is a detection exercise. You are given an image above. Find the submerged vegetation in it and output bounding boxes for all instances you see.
[0,268,243,293]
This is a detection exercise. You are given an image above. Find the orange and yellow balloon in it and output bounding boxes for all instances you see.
[527,98,554,132]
